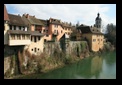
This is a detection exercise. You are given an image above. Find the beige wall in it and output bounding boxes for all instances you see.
[28,36,44,55]
[8,34,31,46]
[52,25,64,41]
[82,33,104,52]
[31,25,35,31]
[9,40,31,46]
[42,26,52,41]
[4,22,9,45]
[64,27,72,35]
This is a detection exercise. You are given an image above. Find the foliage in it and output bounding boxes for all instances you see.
[105,23,116,47]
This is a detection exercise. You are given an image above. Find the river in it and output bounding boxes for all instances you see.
[16,51,116,79]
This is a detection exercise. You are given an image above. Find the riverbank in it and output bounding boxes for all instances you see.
[4,41,115,79]
[13,51,116,79]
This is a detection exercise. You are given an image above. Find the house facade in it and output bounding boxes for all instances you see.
[46,18,72,41]
[7,14,30,46]
[77,25,104,52]
[4,5,45,55]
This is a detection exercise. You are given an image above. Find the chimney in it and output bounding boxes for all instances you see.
[26,14,29,18]
[18,14,20,16]
[23,13,26,16]
[33,15,35,18]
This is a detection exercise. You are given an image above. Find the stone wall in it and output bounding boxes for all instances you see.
[43,41,89,58]
[4,41,90,78]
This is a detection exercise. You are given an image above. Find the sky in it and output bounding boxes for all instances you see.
[5,4,116,28]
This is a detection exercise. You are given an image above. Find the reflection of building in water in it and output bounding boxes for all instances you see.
[91,56,103,78]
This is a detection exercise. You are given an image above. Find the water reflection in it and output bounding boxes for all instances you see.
[17,51,116,79]
[91,56,103,78]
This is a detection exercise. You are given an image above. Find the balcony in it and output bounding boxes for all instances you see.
[8,40,31,46]
[7,30,31,46]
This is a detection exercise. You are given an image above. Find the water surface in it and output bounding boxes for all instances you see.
[17,51,116,79]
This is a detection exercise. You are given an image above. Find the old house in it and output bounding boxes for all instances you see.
[22,14,45,55]
[7,14,31,46]
[77,25,104,52]
[28,31,44,55]
[22,14,44,32]
[62,22,72,36]
[70,27,82,41]
[43,18,73,42]
[38,19,51,42]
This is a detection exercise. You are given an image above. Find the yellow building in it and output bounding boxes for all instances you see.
[77,25,104,52]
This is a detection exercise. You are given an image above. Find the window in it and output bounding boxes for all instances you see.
[34,36,36,42]
[54,30,57,33]
[35,48,36,52]
[55,25,58,28]
[101,39,102,41]
[27,35,30,39]
[19,26,21,30]
[22,35,25,40]
[46,34,49,37]
[31,36,33,41]
[93,39,96,42]
[31,49,33,51]
[46,30,48,33]
[38,48,39,51]
[61,30,63,33]
[14,26,16,30]
[38,36,40,41]
[98,39,99,41]
[44,39,46,42]
[10,25,12,30]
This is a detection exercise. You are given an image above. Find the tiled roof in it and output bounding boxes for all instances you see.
[7,30,45,36]
[30,31,45,36]
[7,30,30,35]
[77,26,103,35]
[8,14,27,26]
[4,5,9,21]
[38,19,47,26]
[28,16,44,25]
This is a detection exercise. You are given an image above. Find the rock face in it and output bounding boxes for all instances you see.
[4,55,18,78]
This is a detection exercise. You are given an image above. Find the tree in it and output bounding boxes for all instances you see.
[76,21,80,27]
[105,23,116,47]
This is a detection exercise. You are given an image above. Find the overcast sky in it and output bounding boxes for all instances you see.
[5,4,116,27]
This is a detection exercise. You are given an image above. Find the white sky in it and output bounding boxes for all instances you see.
[5,4,116,27]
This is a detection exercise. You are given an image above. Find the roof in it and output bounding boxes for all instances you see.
[8,14,27,26]
[27,16,44,25]
[77,26,103,35]
[50,18,62,25]
[7,30,30,35]
[7,30,44,36]
[21,16,30,26]
[4,5,9,21]
[38,19,47,26]
[30,31,45,36]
